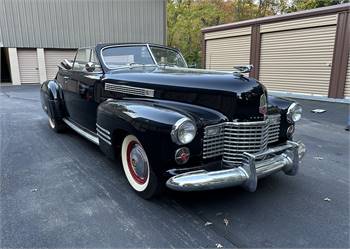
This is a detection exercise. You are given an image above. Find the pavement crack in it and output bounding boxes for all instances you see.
[0,91,40,102]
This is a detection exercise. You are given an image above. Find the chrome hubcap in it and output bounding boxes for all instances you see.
[127,143,149,184]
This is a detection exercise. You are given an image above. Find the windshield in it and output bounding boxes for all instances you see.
[150,46,187,68]
[101,46,155,69]
[101,45,188,69]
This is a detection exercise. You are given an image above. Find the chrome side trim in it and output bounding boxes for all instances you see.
[105,83,155,97]
[97,128,111,140]
[96,123,110,135]
[97,133,112,145]
[62,118,99,145]
[96,123,112,145]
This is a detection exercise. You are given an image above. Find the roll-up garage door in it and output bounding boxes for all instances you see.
[45,49,76,80]
[259,25,337,95]
[17,49,40,84]
[206,35,251,71]
[344,54,350,98]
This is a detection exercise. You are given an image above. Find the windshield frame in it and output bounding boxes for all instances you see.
[100,44,188,70]
[149,44,188,68]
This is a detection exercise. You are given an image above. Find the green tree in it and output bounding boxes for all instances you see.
[167,0,345,68]
[288,0,347,12]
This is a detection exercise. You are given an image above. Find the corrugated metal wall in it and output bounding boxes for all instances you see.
[0,0,165,48]
[260,14,337,33]
[205,27,251,70]
[259,25,337,95]
[345,55,350,97]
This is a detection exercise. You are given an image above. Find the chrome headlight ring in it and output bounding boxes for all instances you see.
[171,117,197,145]
[287,103,302,122]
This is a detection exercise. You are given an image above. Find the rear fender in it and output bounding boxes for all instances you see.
[40,80,66,120]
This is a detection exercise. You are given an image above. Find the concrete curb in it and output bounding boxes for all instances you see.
[270,91,350,104]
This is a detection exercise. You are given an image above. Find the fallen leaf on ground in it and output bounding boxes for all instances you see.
[313,156,324,160]
[223,218,229,226]
[204,221,212,226]
[311,109,327,113]
[324,197,331,202]
[215,243,223,248]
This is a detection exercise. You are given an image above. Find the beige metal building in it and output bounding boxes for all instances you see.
[0,0,166,85]
[202,4,350,99]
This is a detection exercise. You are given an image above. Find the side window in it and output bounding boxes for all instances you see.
[73,49,102,73]
[73,49,91,71]
[90,50,102,73]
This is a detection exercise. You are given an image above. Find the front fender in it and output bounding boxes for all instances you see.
[268,95,293,113]
[97,98,227,173]
[268,95,295,142]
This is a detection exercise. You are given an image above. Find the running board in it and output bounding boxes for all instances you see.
[62,118,99,145]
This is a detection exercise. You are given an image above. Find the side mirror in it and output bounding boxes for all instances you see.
[85,62,96,72]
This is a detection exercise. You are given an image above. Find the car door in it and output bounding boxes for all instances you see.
[63,48,103,132]
[57,52,76,118]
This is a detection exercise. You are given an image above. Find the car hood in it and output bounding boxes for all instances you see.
[104,67,267,120]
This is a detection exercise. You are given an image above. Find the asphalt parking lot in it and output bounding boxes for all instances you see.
[1,85,349,248]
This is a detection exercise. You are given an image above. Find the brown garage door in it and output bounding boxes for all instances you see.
[17,49,40,84]
[205,35,251,71]
[259,25,337,95]
[45,49,76,80]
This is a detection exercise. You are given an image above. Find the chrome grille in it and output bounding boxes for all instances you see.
[203,115,281,165]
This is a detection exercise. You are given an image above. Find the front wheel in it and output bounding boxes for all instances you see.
[121,135,162,199]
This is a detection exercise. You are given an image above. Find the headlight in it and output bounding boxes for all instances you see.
[287,103,302,122]
[171,118,197,145]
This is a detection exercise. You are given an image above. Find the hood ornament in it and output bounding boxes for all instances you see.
[234,65,254,74]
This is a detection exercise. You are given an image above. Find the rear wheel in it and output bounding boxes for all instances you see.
[48,117,66,133]
[121,135,162,199]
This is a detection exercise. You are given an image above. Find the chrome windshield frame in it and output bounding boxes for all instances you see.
[100,44,157,70]
[148,44,188,68]
[146,44,159,66]
[100,43,188,70]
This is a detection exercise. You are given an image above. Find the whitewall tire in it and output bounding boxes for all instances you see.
[121,135,161,198]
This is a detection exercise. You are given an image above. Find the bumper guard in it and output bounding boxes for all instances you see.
[166,141,306,192]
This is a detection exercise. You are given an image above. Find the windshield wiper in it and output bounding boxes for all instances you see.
[158,63,178,68]
[109,64,156,71]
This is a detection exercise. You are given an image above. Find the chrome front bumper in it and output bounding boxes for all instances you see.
[166,141,306,192]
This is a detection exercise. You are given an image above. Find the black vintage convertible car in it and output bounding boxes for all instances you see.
[40,43,305,199]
